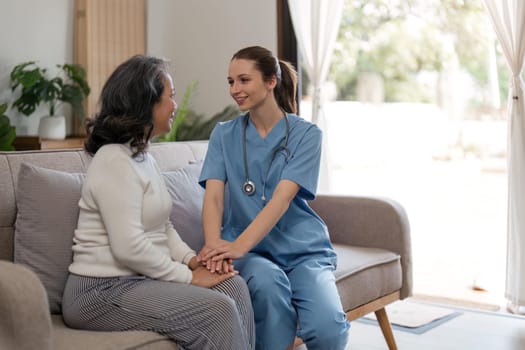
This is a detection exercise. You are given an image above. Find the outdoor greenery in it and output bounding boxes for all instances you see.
[328,0,508,108]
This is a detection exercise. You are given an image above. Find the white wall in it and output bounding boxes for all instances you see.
[0,0,277,136]
[0,0,74,135]
[147,0,277,117]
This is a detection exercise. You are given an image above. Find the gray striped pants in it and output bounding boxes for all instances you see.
[62,274,255,350]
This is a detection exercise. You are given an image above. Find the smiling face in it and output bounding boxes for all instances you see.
[151,74,177,137]
[227,58,276,112]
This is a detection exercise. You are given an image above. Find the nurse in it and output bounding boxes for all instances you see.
[198,45,350,350]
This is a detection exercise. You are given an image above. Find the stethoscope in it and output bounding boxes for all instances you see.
[242,113,290,200]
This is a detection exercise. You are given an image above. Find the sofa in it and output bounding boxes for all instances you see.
[0,141,412,350]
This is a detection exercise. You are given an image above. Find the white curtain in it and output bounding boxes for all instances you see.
[483,0,525,311]
[287,0,344,193]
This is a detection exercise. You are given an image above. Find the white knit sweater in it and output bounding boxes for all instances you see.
[69,143,195,284]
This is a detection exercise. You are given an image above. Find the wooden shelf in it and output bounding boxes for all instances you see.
[40,137,84,150]
[12,136,41,151]
[13,136,84,151]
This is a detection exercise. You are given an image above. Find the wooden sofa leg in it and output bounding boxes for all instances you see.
[375,307,398,350]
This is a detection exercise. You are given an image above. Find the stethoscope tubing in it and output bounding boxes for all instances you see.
[242,113,290,197]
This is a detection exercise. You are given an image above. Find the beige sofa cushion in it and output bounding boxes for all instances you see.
[334,244,402,311]
[51,316,178,350]
[14,163,84,314]
[163,162,205,252]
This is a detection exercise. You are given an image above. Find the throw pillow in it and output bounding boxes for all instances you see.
[13,162,205,314]
[14,163,85,314]
[162,162,205,252]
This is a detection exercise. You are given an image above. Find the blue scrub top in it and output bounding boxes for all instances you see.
[199,113,336,268]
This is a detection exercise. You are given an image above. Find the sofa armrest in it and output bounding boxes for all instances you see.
[0,261,53,350]
[309,194,413,299]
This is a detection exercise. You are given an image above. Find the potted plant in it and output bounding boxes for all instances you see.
[0,103,16,151]
[10,61,90,139]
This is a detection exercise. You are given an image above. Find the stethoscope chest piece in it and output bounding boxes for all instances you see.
[242,180,256,196]
[242,113,290,197]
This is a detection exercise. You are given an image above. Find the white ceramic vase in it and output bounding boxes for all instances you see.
[38,115,66,140]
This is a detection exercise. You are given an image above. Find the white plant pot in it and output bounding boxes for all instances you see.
[38,115,66,140]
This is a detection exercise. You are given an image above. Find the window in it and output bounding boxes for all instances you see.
[296,0,508,307]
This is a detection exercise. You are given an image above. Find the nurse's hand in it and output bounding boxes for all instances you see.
[201,240,249,262]
[204,257,235,274]
[198,240,236,274]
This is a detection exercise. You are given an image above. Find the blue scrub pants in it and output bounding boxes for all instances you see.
[235,253,350,350]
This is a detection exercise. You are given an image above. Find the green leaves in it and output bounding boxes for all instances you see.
[10,61,90,118]
[60,84,86,118]
[10,61,43,90]
[156,80,197,142]
[0,103,16,151]
[175,105,239,141]
[60,64,90,97]
[331,0,489,103]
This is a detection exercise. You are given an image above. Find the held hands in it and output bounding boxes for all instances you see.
[197,239,248,274]
[191,266,237,288]
[188,256,236,288]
